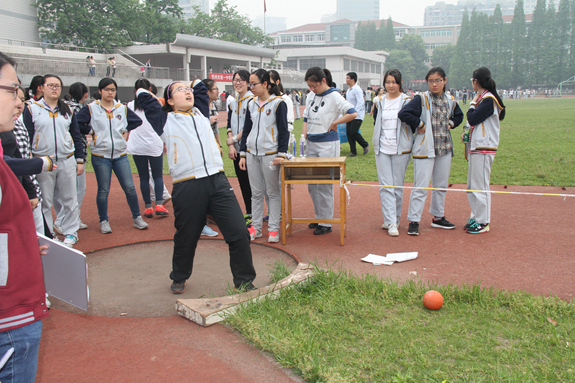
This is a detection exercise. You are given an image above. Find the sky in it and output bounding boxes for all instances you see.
[220,0,456,29]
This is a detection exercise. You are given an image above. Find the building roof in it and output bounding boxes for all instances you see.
[172,34,275,58]
[269,23,326,36]
[502,13,533,23]
[357,19,410,28]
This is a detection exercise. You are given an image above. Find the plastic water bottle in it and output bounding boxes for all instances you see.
[300,134,306,158]
[291,134,297,157]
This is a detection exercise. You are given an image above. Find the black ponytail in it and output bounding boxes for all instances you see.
[26,75,43,101]
[43,74,71,117]
[133,78,151,111]
[304,67,335,88]
[252,69,280,97]
[268,70,285,94]
[472,67,505,121]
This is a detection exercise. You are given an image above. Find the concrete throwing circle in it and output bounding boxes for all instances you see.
[50,239,298,318]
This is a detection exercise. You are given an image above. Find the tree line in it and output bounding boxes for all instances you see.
[355,0,575,90]
[36,0,272,50]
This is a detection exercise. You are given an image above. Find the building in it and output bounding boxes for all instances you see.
[0,2,40,42]
[336,0,380,22]
[252,16,287,35]
[178,0,209,18]
[279,46,387,89]
[424,0,536,26]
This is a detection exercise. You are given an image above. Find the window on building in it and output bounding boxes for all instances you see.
[305,34,315,42]
[344,58,350,71]
[371,63,376,73]
[312,59,326,68]
[281,35,291,43]
[358,61,364,73]
[330,24,350,42]
[286,59,297,69]
[293,35,303,42]
[318,34,325,41]
[299,59,312,71]
[351,60,357,71]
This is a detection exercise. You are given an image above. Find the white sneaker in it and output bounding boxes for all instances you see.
[79,221,88,230]
[382,223,399,230]
[388,224,399,237]
[201,225,218,237]
[133,216,149,230]
[63,234,78,247]
[100,220,112,234]
[53,225,63,235]
[268,231,280,243]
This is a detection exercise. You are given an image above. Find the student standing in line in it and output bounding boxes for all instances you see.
[303,67,357,235]
[226,69,254,224]
[53,82,90,235]
[76,78,148,234]
[464,67,505,234]
[372,69,414,237]
[25,75,43,102]
[345,72,369,156]
[203,78,223,150]
[135,79,257,293]
[269,70,294,133]
[238,69,289,243]
[23,74,85,247]
[126,78,170,219]
[291,89,301,120]
[398,67,463,236]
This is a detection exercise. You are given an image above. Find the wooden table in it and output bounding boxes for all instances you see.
[280,157,347,246]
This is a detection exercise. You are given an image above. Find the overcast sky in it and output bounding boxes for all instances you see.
[220,0,455,29]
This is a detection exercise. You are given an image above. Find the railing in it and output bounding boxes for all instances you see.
[12,56,171,80]
[115,48,144,67]
[0,38,112,54]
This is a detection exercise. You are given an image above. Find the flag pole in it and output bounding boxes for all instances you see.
[264,0,267,35]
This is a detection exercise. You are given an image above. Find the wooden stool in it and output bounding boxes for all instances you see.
[280,157,347,246]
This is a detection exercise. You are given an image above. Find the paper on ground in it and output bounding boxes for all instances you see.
[361,252,418,266]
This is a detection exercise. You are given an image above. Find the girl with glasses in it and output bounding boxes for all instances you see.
[135,79,257,294]
[226,70,254,224]
[398,66,464,236]
[76,78,147,234]
[238,69,289,243]
[23,74,85,247]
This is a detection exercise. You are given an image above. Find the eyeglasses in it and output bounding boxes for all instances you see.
[44,84,61,90]
[470,78,476,83]
[233,79,246,84]
[102,87,117,93]
[248,82,261,88]
[171,86,193,96]
[0,85,20,99]
[211,87,219,92]
[427,79,444,85]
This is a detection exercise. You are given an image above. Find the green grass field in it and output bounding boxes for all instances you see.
[84,98,575,187]
[228,268,575,383]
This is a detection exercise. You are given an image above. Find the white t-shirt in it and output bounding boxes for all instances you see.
[303,89,354,135]
[379,96,402,155]
[126,100,164,157]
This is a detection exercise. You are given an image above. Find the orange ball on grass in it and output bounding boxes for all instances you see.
[422,290,444,310]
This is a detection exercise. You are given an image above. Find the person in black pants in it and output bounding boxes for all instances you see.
[345,72,369,156]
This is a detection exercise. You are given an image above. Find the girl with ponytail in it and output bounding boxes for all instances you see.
[238,69,289,243]
[463,67,505,234]
[302,66,358,236]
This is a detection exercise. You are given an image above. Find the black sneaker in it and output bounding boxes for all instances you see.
[463,218,476,231]
[407,222,419,236]
[170,281,186,294]
[235,282,257,292]
[308,223,318,229]
[431,217,456,229]
[313,226,332,235]
[363,145,370,155]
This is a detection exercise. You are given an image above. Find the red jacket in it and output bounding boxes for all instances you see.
[0,156,48,332]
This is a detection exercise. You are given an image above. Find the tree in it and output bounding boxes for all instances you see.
[384,50,417,82]
[510,0,528,87]
[489,5,512,88]
[449,9,474,89]
[183,0,273,47]
[379,18,396,52]
[527,0,548,85]
[555,0,571,81]
[127,0,183,44]
[397,33,428,79]
[431,44,455,74]
[354,22,377,51]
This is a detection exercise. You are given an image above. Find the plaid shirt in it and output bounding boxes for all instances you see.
[13,117,42,201]
[430,92,452,156]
